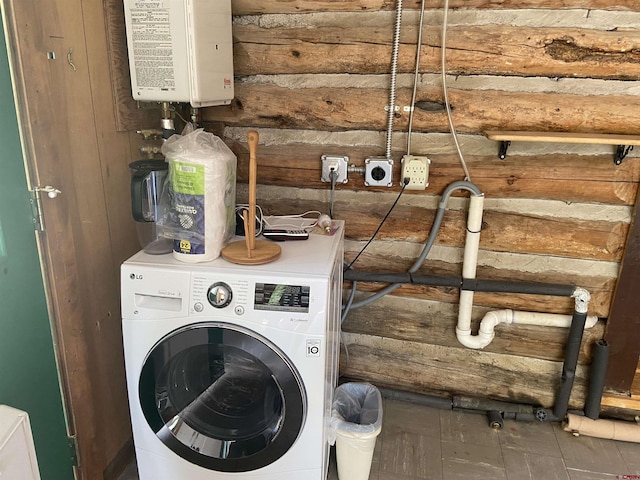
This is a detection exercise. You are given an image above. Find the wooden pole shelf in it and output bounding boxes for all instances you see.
[484,131,640,165]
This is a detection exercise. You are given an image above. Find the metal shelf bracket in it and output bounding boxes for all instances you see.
[614,145,633,165]
[498,141,511,160]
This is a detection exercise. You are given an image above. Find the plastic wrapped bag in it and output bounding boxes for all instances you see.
[157,125,236,262]
[329,382,383,445]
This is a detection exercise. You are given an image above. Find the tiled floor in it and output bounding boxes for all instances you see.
[119,397,640,480]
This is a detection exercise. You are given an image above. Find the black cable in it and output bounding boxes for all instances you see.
[329,169,338,218]
[345,178,409,271]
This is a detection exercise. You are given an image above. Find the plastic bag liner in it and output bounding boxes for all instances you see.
[329,382,383,446]
[157,125,236,262]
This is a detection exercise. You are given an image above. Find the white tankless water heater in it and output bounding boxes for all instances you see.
[123,0,234,107]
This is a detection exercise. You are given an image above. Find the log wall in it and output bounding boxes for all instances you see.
[202,1,640,413]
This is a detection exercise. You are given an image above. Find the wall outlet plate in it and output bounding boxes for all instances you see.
[321,155,348,183]
[401,155,430,190]
[364,157,393,187]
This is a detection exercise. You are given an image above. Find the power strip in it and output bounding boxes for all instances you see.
[401,155,431,190]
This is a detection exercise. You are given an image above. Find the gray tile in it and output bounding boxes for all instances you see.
[498,418,563,457]
[379,426,442,479]
[566,470,619,480]
[553,425,628,475]
[377,472,423,480]
[617,440,640,474]
[502,449,569,480]
[440,410,501,447]
[441,440,507,480]
[383,398,442,438]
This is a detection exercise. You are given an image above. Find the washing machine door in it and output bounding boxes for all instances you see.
[138,322,306,472]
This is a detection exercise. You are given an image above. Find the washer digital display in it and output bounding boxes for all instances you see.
[254,283,310,313]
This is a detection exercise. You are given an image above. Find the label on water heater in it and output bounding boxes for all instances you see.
[129,5,176,91]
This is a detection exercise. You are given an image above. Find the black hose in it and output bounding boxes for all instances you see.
[584,339,610,420]
[411,274,461,288]
[462,279,575,297]
[343,270,576,297]
[453,395,534,414]
[378,387,556,425]
[553,310,588,419]
[343,271,412,284]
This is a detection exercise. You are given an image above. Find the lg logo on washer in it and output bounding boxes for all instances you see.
[129,273,143,280]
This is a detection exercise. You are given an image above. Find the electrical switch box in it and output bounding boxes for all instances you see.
[123,0,234,107]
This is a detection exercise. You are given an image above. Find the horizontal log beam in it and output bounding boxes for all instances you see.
[219,139,640,206]
[252,197,626,262]
[341,333,589,409]
[234,24,640,79]
[232,0,640,15]
[202,83,640,135]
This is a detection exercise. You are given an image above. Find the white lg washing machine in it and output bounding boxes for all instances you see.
[121,222,343,480]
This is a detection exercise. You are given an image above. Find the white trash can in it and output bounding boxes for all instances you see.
[330,383,383,480]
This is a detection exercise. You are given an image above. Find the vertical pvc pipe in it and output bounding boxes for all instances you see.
[456,194,485,345]
[584,339,610,419]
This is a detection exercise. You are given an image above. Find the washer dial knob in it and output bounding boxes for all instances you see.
[207,282,232,308]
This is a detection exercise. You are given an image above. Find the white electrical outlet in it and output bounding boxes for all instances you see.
[401,155,430,190]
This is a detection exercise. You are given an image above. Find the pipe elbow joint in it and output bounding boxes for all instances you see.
[572,287,591,314]
[456,327,494,350]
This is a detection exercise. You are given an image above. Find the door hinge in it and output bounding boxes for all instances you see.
[29,185,61,232]
[68,434,79,467]
[29,190,45,232]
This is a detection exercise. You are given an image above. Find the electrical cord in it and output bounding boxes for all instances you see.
[329,169,338,218]
[406,0,427,156]
[441,0,472,182]
[345,178,409,272]
[262,210,323,231]
[235,204,264,236]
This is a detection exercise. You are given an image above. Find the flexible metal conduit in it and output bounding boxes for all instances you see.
[385,0,403,160]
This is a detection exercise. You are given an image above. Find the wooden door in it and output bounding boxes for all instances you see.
[0,19,75,480]
[1,0,143,477]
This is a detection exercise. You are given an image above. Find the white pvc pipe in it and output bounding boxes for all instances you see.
[455,193,597,350]
[457,309,599,350]
[455,194,484,347]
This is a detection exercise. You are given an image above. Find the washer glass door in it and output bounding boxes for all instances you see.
[138,322,306,472]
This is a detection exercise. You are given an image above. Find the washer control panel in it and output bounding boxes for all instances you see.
[190,275,311,316]
[254,283,310,313]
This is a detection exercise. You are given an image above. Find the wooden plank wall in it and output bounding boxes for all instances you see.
[200,1,640,413]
